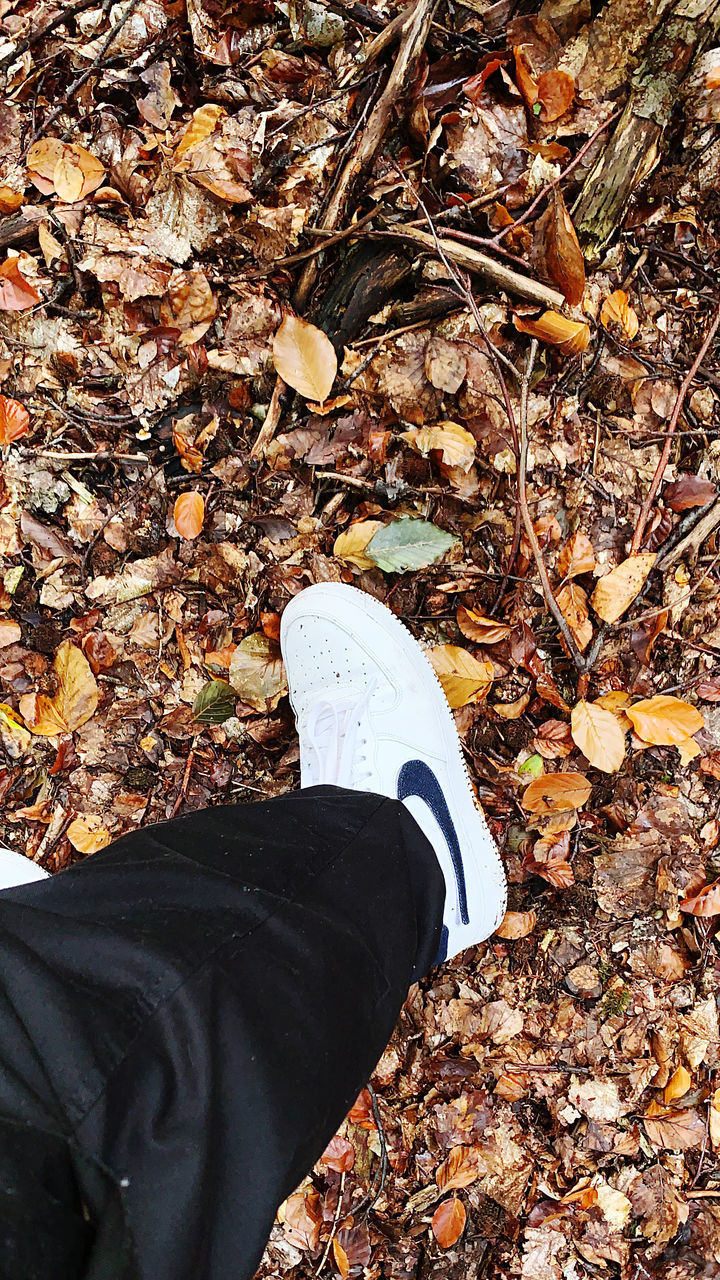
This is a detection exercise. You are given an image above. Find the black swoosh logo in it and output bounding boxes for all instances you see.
[397,760,469,930]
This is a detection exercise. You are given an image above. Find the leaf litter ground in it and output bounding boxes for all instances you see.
[2,0,720,1276]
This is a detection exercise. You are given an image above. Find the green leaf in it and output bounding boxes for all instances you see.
[519,753,544,776]
[192,679,236,725]
[366,517,458,574]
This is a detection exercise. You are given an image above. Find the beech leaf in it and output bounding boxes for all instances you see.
[174,490,205,540]
[590,554,656,623]
[664,473,717,511]
[558,531,595,579]
[536,189,585,307]
[366,517,458,574]
[229,633,287,711]
[571,700,626,773]
[272,315,337,404]
[436,1146,479,1191]
[496,909,537,939]
[20,640,99,735]
[192,679,236,725]
[600,290,639,340]
[522,772,592,814]
[67,813,112,854]
[0,257,41,310]
[456,606,511,644]
[428,645,494,708]
[514,310,590,354]
[680,882,720,916]
[401,421,476,473]
[626,695,704,746]
[333,519,385,570]
[0,394,30,443]
[432,1196,466,1248]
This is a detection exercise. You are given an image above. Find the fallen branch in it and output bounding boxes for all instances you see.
[630,303,720,554]
[294,0,437,310]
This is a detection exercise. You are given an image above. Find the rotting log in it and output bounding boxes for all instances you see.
[574,0,720,260]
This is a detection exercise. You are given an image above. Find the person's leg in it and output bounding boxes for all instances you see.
[0,787,444,1280]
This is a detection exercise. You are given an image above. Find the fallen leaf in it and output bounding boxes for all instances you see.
[496,909,537,939]
[402,421,476,472]
[522,772,591,814]
[332,1239,350,1279]
[366,517,458,574]
[348,1088,377,1129]
[282,1189,322,1251]
[192,679,235,725]
[228,633,287,711]
[664,473,717,511]
[600,290,639,340]
[425,337,467,393]
[20,640,99,735]
[456,606,511,644]
[677,736,701,766]
[272,315,337,404]
[0,395,30,443]
[67,813,112,854]
[174,103,225,159]
[571,700,626,773]
[535,189,585,306]
[436,1145,479,1190]
[432,1196,466,1248]
[429,645,494,708]
[556,582,593,650]
[631,608,669,666]
[626,695,704,746]
[0,256,41,310]
[53,143,105,202]
[321,1134,355,1173]
[537,68,575,121]
[558,531,595,579]
[590,554,656,623]
[594,691,633,732]
[663,1066,691,1103]
[334,519,385,570]
[680,882,720,916]
[0,619,21,647]
[174,491,205,539]
[594,1181,631,1229]
[643,1103,706,1151]
[711,1089,720,1152]
[533,718,574,758]
[527,828,575,887]
[514,310,590,354]
[494,691,531,719]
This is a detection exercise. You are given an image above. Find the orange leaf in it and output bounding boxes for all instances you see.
[536,69,575,122]
[348,1088,376,1129]
[514,309,590,354]
[663,1065,691,1104]
[432,1196,466,1248]
[321,1135,355,1173]
[626,695,704,746]
[332,1238,350,1279]
[66,813,112,854]
[53,143,105,202]
[436,1146,479,1191]
[590,554,656,623]
[456,606,511,644]
[680,882,720,916]
[0,257,41,310]
[556,582,593,651]
[496,910,537,939]
[174,491,205,540]
[0,395,29,443]
[19,640,98,736]
[600,290,639,340]
[273,314,337,404]
[513,46,538,107]
[571,700,626,773]
[558,531,595,579]
[536,189,585,307]
[522,772,591,814]
[527,828,575,887]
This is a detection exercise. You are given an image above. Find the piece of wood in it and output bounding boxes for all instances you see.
[574,0,720,259]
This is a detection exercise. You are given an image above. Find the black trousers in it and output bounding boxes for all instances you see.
[0,787,445,1280]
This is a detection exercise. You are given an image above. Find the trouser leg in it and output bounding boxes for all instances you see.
[0,787,445,1280]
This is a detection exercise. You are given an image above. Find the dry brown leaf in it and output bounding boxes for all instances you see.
[537,68,575,121]
[496,909,537,939]
[626,695,704,746]
[334,520,385,571]
[663,1066,691,1104]
[174,491,205,540]
[428,645,494,708]
[556,582,593,651]
[533,719,574,758]
[332,1239,350,1279]
[456,606,511,644]
[494,692,531,719]
[594,692,633,732]
[522,771,591,814]
[536,189,585,307]
[20,640,99,735]
[680,882,720,916]
[0,257,41,310]
[321,1135,355,1173]
[425,336,467,393]
[174,104,225,158]
[590,554,656,623]
[600,290,639,340]
[558,531,595,579]
[571,700,626,773]
[526,828,575,887]
[643,1103,706,1151]
[436,1146,479,1191]
[273,315,337,404]
[229,633,287,711]
[514,310,590,354]
[401,421,476,472]
[67,813,112,854]
[27,137,66,192]
[432,1196,466,1248]
[664,473,717,511]
[0,394,30,443]
[0,619,21,647]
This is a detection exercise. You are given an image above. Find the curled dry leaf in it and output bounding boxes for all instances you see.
[428,645,494,708]
[496,909,537,939]
[526,828,574,887]
[571,700,626,773]
[19,641,99,736]
[66,813,112,854]
[533,719,574,758]
[0,256,41,310]
[558,531,595,579]
[494,691,531,719]
[432,1196,466,1249]
[173,491,205,540]
[680,882,720,916]
[229,633,287,712]
[663,1065,692,1104]
[436,1145,479,1191]
[600,290,639,340]
[401,421,476,473]
[272,314,337,404]
[514,310,590,354]
[174,103,225,158]
[332,1239,350,1280]
[664,473,717,511]
[535,189,585,307]
[456,606,511,644]
[334,519,385,570]
[0,395,30,444]
[626,695,704,746]
[590,554,656,623]
[522,771,592,814]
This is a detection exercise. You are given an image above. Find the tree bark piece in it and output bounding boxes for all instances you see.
[574,0,720,260]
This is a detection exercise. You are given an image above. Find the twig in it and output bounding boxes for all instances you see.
[518,340,586,669]
[249,376,286,461]
[315,1170,347,1276]
[240,209,376,280]
[35,450,150,463]
[169,747,196,819]
[630,304,720,554]
[0,0,97,70]
[353,1083,388,1220]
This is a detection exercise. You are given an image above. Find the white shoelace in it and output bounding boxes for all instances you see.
[300,681,377,788]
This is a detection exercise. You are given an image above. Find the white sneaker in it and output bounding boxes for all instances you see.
[0,844,49,891]
[280,582,506,963]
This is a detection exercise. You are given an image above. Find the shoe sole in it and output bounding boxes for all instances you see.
[281,583,507,951]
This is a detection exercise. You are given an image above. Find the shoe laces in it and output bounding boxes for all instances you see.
[300,680,377,789]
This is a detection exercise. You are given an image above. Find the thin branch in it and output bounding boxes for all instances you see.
[315,1170,347,1276]
[630,303,720,554]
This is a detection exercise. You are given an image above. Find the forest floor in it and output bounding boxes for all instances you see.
[1,0,720,1277]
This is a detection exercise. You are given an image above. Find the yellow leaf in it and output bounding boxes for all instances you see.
[27,137,65,189]
[496,909,537,939]
[67,813,112,854]
[663,1065,691,1104]
[626,695,704,746]
[514,309,590,354]
[678,736,702,765]
[175,104,225,159]
[428,645,494,708]
[333,520,385,570]
[173,491,205,540]
[594,691,633,732]
[522,771,591,814]
[590,554,656,623]
[272,315,337,404]
[600,290,639,340]
[53,144,104,202]
[571,700,626,773]
[20,640,99,736]
[0,187,23,213]
[594,1181,631,1229]
[401,421,476,473]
